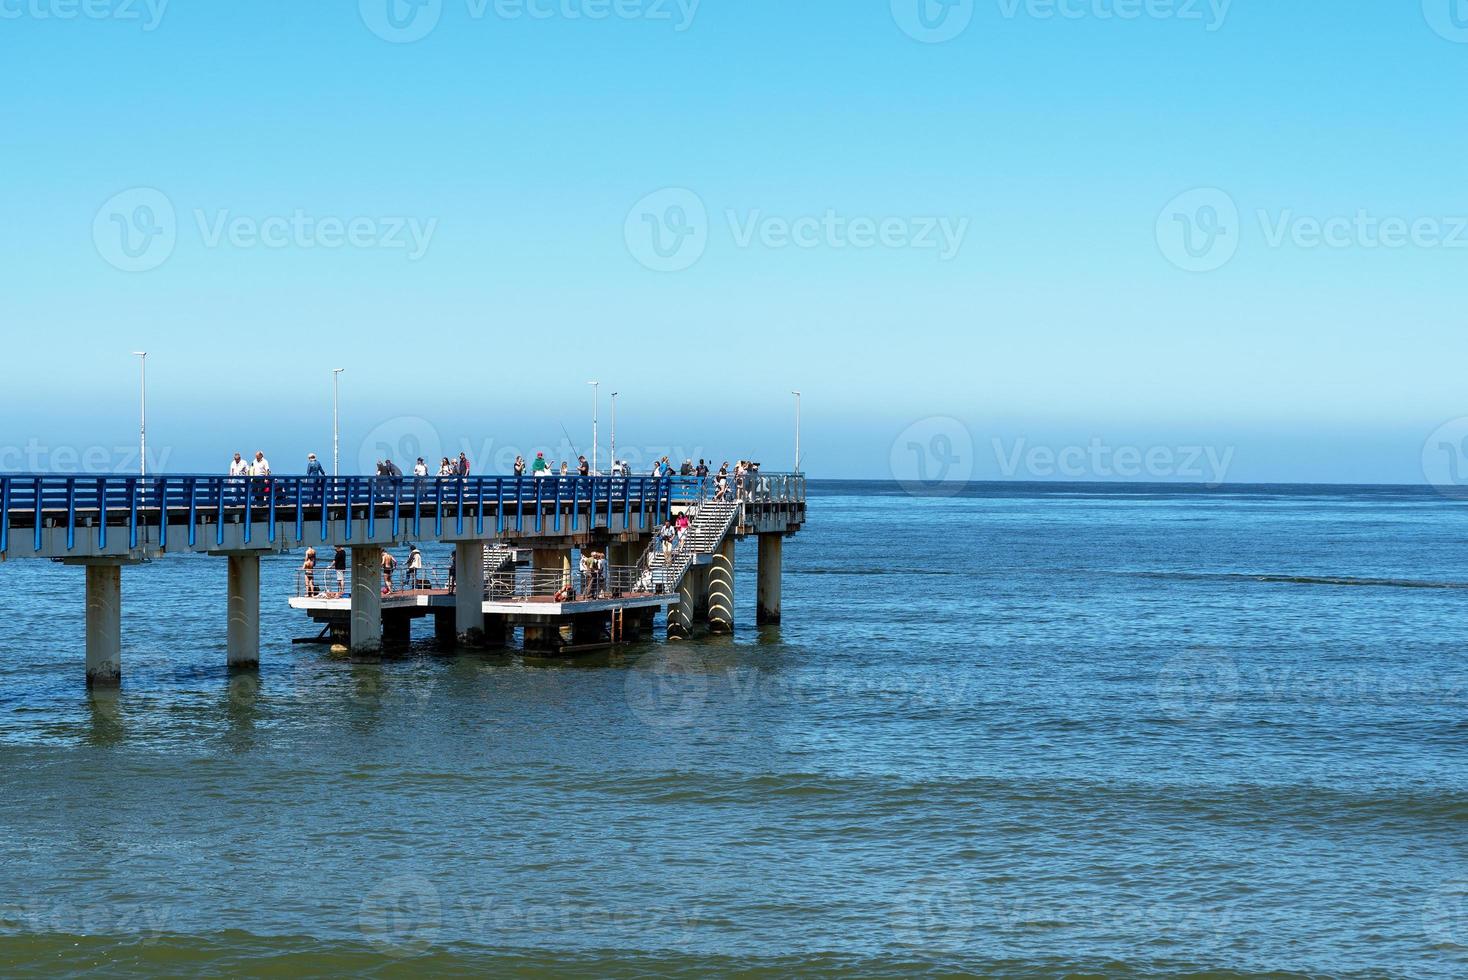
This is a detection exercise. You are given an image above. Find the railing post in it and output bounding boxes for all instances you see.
[516,479,524,533]
[571,478,580,531]
[319,478,329,542]
[413,478,422,538]
[553,478,563,532]
[128,477,139,549]
[344,477,354,540]
[623,477,630,530]
[295,479,305,542]
[95,477,108,550]
[243,477,253,544]
[0,476,8,556]
[366,478,377,539]
[216,479,225,547]
[455,478,464,536]
[476,478,485,536]
[534,479,544,533]
[188,478,197,547]
[66,480,77,551]
[393,481,402,538]
[33,477,42,552]
[496,478,504,535]
[268,476,278,544]
[157,477,167,550]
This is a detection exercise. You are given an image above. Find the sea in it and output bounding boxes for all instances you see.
[0,481,1464,977]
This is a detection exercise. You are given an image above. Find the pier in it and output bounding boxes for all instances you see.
[0,473,806,686]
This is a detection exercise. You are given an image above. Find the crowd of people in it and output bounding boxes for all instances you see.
[232,450,768,492]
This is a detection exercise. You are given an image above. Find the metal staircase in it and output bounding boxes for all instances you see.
[483,544,516,577]
[640,498,740,592]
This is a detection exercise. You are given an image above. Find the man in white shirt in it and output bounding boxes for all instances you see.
[229,453,248,476]
[252,452,271,477]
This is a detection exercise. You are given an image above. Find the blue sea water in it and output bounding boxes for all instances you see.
[0,480,1465,976]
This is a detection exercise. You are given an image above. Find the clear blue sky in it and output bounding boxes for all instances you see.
[1,1,1464,483]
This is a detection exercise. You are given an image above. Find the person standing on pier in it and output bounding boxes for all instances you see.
[306,453,325,478]
[406,545,424,591]
[229,453,248,477]
[514,455,526,477]
[560,460,570,476]
[578,455,589,477]
[696,459,709,478]
[413,457,428,477]
[333,546,347,596]
[381,550,397,594]
[252,452,271,477]
[458,452,471,477]
[532,452,548,476]
[302,548,318,597]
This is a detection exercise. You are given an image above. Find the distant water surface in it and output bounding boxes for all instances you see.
[0,481,1465,976]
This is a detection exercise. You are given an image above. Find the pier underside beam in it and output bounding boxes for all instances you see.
[350,546,383,654]
[757,534,782,626]
[85,562,122,688]
[707,538,735,635]
[226,553,261,669]
[455,541,486,645]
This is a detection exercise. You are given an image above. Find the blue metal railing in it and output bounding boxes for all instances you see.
[0,474,804,555]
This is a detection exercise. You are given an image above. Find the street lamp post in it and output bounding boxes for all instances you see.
[588,380,600,475]
[332,368,345,476]
[131,352,147,476]
[610,391,618,476]
[791,390,801,474]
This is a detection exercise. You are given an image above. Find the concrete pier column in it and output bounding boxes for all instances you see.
[455,541,486,645]
[434,609,457,648]
[351,546,383,654]
[668,570,696,639]
[85,563,122,688]
[707,537,735,635]
[691,566,710,622]
[757,534,782,626]
[226,553,261,669]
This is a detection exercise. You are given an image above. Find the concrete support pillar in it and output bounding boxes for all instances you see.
[434,609,457,648]
[483,614,509,648]
[85,563,122,688]
[383,614,411,652]
[455,541,486,645]
[707,537,735,635]
[757,534,782,626]
[668,570,696,639]
[351,546,383,654]
[226,553,261,669]
[691,566,710,621]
